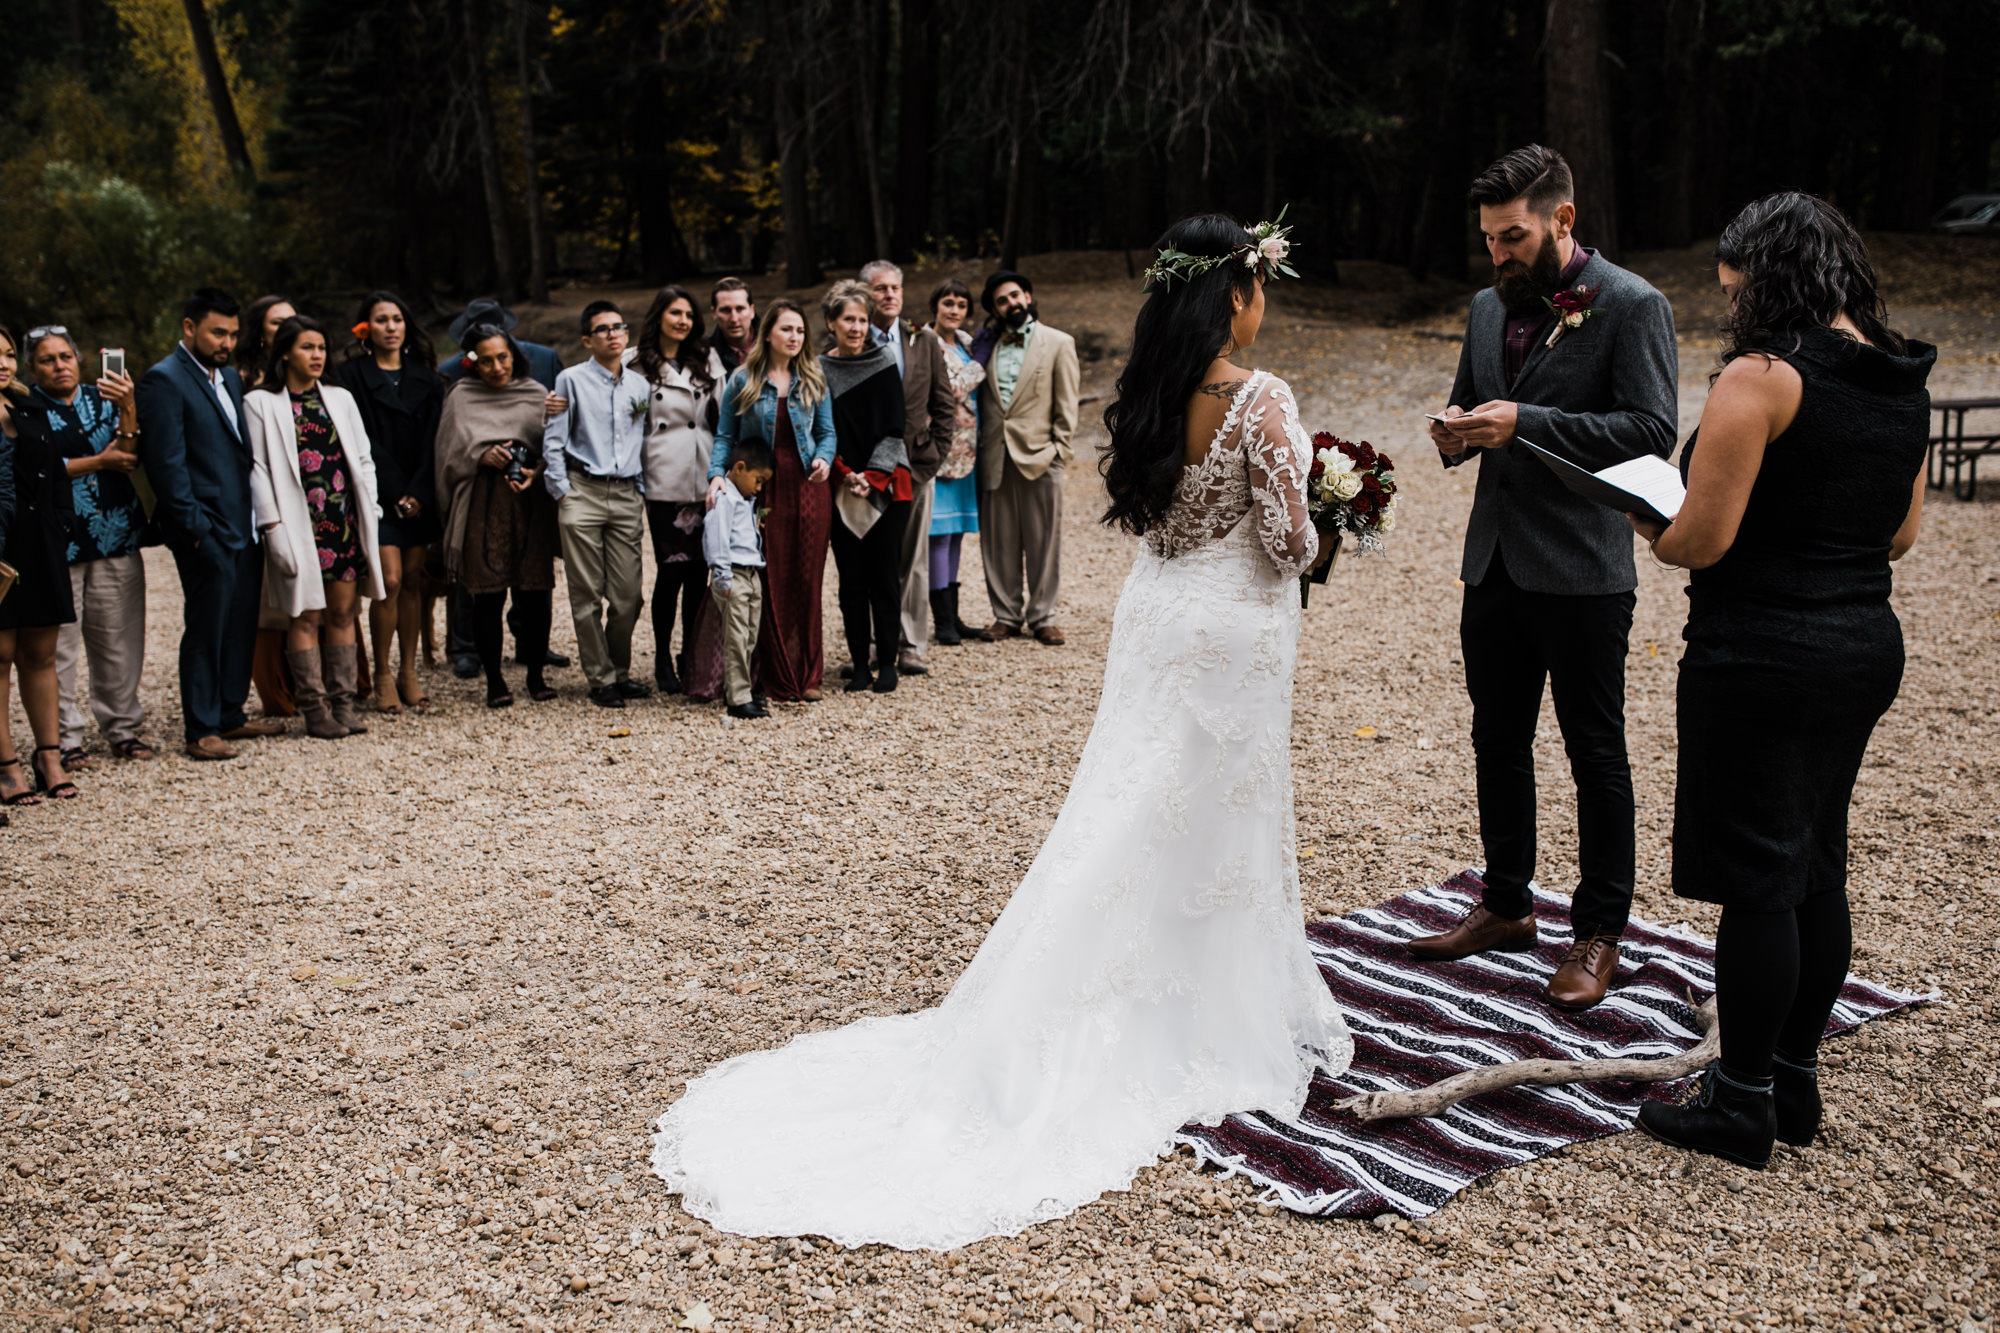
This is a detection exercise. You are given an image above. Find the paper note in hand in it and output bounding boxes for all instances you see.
[1521,440,1685,526]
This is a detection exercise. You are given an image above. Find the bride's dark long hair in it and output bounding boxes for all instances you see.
[1100,214,1258,537]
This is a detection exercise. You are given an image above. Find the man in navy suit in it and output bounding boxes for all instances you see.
[137,287,283,760]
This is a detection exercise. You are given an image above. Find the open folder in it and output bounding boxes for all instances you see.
[1521,439,1685,526]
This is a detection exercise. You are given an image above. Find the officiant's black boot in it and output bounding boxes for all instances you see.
[1771,1051,1822,1147]
[1637,1060,1775,1170]
[931,589,960,646]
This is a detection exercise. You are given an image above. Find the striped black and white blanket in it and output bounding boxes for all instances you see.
[1175,869,1928,1218]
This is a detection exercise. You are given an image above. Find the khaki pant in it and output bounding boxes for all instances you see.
[979,456,1063,630]
[896,476,935,667]
[711,567,763,707]
[555,474,646,690]
[56,553,147,751]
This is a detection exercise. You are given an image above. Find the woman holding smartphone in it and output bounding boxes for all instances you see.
[247,315,386,741]
[332,289,444,714]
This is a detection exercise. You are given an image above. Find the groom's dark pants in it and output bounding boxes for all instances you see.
[1460,552,1635,939]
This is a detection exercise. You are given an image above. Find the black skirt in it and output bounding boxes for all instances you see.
[1671,607,1903,912]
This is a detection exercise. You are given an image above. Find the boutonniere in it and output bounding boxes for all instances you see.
[899,316,917,341]
[1544,284,1604,347]
[627,395,648,424]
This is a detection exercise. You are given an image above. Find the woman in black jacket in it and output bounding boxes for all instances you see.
[0,323,81,804]
[331,289,444,713]
[818,281,910,694]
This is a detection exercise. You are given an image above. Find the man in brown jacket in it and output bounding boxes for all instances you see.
[974,270,1080,644]
[863,261,957,674]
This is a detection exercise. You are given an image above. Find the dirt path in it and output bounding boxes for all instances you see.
[1,250,1996,1332]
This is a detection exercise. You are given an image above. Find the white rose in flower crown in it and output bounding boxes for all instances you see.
[1258,236,1289,263]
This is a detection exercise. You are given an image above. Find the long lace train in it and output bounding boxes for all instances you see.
[651,372,1352,1250]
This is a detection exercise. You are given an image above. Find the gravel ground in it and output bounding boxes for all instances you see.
[2,247,1997,1332]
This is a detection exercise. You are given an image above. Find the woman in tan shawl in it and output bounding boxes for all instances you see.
[435,325,559,707]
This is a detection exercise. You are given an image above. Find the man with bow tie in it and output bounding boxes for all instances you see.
[972,270,1080,645]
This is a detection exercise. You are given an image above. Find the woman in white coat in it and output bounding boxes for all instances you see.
[246,315,386,740]
[630,284,727,699]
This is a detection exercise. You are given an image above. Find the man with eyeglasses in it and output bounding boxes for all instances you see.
[543,301,650,709]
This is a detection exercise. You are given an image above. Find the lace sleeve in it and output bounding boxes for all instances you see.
[1241,376,1319,580]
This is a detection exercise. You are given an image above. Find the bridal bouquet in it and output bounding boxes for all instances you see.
[1301,431,1397,607]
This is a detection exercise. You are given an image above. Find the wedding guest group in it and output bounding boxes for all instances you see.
[1415,144,1678,1013]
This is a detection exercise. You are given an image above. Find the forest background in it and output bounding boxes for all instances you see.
[2,0,1997,362]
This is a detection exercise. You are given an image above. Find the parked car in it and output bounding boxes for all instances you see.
[1932,194,2000,234]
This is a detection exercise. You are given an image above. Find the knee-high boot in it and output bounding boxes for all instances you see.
[324,643,368,736]
[287,648,348,739]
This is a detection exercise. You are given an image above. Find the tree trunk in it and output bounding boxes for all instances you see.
[1655,0,1704,249]
[178,0,253,179]
[775,74,820,288]
[1892,45,1945,231]
[456,0,516,301]
[1544,0,1620,258]
[997,44,1029,270]
[851,0,893,263]
[893,0,939,259]
[1407,0,1469,279]
[514,0,548,302]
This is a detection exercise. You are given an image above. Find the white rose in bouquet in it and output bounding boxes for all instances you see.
[1377,496,1398,533]
[1315,447,1363,503]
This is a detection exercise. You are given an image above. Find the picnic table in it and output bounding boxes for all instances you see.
[1927,397,2000,500]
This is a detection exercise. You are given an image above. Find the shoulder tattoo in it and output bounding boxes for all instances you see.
[1196,379,1250,400]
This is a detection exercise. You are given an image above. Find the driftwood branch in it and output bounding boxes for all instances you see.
[1334,996,1718,1122]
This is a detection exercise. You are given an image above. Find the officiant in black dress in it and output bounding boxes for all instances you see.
[1409,144,1678,1012]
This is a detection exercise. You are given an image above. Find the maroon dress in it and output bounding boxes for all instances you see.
[755,398,830,700]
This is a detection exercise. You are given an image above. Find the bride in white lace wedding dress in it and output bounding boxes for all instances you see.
[652,215,1351,1250]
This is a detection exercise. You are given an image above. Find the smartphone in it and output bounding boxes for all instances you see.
[101,348,126,379]
[1424,412,1451,424]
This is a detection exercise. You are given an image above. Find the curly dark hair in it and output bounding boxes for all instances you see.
[634,284,715,391]
[1100,214,1258,538]
[1715,192,1906,367]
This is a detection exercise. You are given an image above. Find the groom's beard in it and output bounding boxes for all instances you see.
[1492,238,1566,317]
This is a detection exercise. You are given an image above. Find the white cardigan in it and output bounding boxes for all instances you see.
[246,383,387,617]
[629,345,725,504]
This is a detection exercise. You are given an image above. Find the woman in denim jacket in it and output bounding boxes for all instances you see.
[705,299,835,701]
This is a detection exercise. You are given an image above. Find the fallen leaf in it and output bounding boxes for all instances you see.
[329,976,360,987]
[1646,642,1659,658]
[1300,847,1319,859]
[679,1300,715,1331]
[1353,727,1377,739]
[608,728,632,738]
[290,966,318,982]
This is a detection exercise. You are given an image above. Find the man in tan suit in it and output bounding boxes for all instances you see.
[974,270,1080,644]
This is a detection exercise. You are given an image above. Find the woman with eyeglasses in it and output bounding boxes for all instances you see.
[331,289,444,714]
[246,315,387,740]
[0,323,83,804]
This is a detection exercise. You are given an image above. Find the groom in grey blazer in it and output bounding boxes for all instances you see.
[1408,145,1678,1012]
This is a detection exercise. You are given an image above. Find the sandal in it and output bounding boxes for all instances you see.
[0,757,42,807]
[396,668,430,710]
[31,747,79,800]
[59,745,93,770]
[110,738,155,761]
[372,668,404,714]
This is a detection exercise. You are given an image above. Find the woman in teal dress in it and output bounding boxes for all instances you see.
[925,279,983,645]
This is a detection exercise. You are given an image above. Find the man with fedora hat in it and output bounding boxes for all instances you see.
[973,269,1078,645]
[437,298,572,676]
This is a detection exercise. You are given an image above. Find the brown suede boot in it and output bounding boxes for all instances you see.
[324,643,368,736]
[287,647,347,739]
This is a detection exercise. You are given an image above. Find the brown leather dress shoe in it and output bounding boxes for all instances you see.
[184,735,240,762]
[1033,625,1066,646]
[1407,904,1537,961]
[976,622,1022,642]
[1547,935,1621,1011]
[221,718,285,740]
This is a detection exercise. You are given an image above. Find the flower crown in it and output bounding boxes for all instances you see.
[1142,209,1298,290]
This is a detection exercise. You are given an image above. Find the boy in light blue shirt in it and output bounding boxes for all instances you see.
[703,439,775,719]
